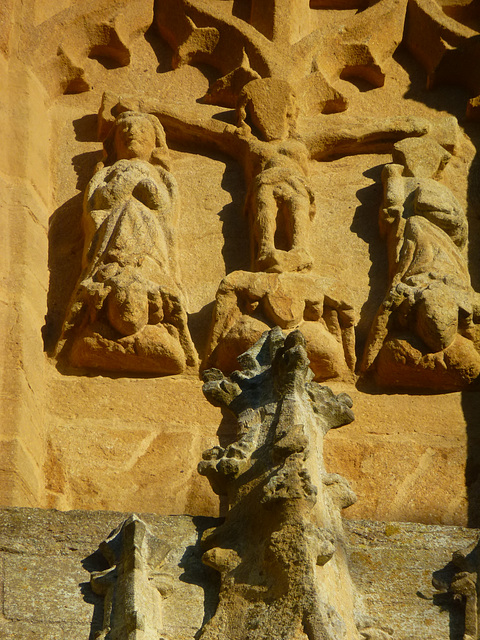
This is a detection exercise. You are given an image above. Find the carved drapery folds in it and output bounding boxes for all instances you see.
[198,327,360,639]
[149,0,455,385]
[59,107,196,374]
[203,271,356,383]
[362,136,480,390]
[52,0,480,391]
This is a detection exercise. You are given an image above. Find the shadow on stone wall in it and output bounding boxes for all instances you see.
[44,113,101,354]
[80,548,110,639]
[461,392,480,527]
[352,164,388,364]
[179,516,222,636]
[431,557,466,640]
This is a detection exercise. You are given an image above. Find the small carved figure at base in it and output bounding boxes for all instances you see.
[59,109,196,374]
[204,270,356,383]
[362,136,480,390]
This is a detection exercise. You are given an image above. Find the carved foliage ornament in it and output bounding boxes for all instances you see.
[198,327,360,639]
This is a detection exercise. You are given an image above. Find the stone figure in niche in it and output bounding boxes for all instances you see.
[203,270,355,383]
[61,110,197,373]
[362,136,480,390]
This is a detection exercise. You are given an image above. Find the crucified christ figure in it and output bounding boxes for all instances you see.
[100,78,455,275]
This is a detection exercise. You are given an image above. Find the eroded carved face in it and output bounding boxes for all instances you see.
[114,115,157,161]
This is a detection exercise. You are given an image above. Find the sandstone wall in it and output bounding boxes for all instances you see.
[1,0,480,530]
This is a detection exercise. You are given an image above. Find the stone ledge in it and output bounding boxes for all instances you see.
[0,507,477,639]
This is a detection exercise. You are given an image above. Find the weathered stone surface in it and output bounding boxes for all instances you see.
[344,519,480,639]
[404,0,480,119]
[0,621,71,640]
[204,270,356,383]
[0,508,478,639]
[198,328,360,639]
[362,134,480,390]
[90,515,172,640]
[4,555,91,623]
[324,384,470,525]
[0,508,220,640]
[432,536,480,640]
[58,107,197,374]
[43,375,234,514]
[3,0,480,534]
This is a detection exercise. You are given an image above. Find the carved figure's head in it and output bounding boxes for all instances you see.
[392,136,451,179]
[237,78,298,141]
[103,111,168,165]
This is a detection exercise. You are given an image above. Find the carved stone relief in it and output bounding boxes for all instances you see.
[404,0,480,120]
[362,135,480,390]
[203,270,356,382]
[7,0,480,634]
[90,514,173,640]
[198,327,361,639]
[433,537,480,640]
[58,108,197,373]
[29,0,480,526]
[154,0,409,108]
[50,0,477,385]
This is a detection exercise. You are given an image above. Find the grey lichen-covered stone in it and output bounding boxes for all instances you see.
[344,520,480,640]
[198,327,360,640]
[90,514,173,640]
[4,555,92,624]
[0,508,479,638]
[0,507,220,640]
[0,621,70,640]
[432,535,480,640]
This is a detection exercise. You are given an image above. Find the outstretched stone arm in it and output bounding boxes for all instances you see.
[303,114,432,160]
[145,101,250,162]
[100,92,249,162]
